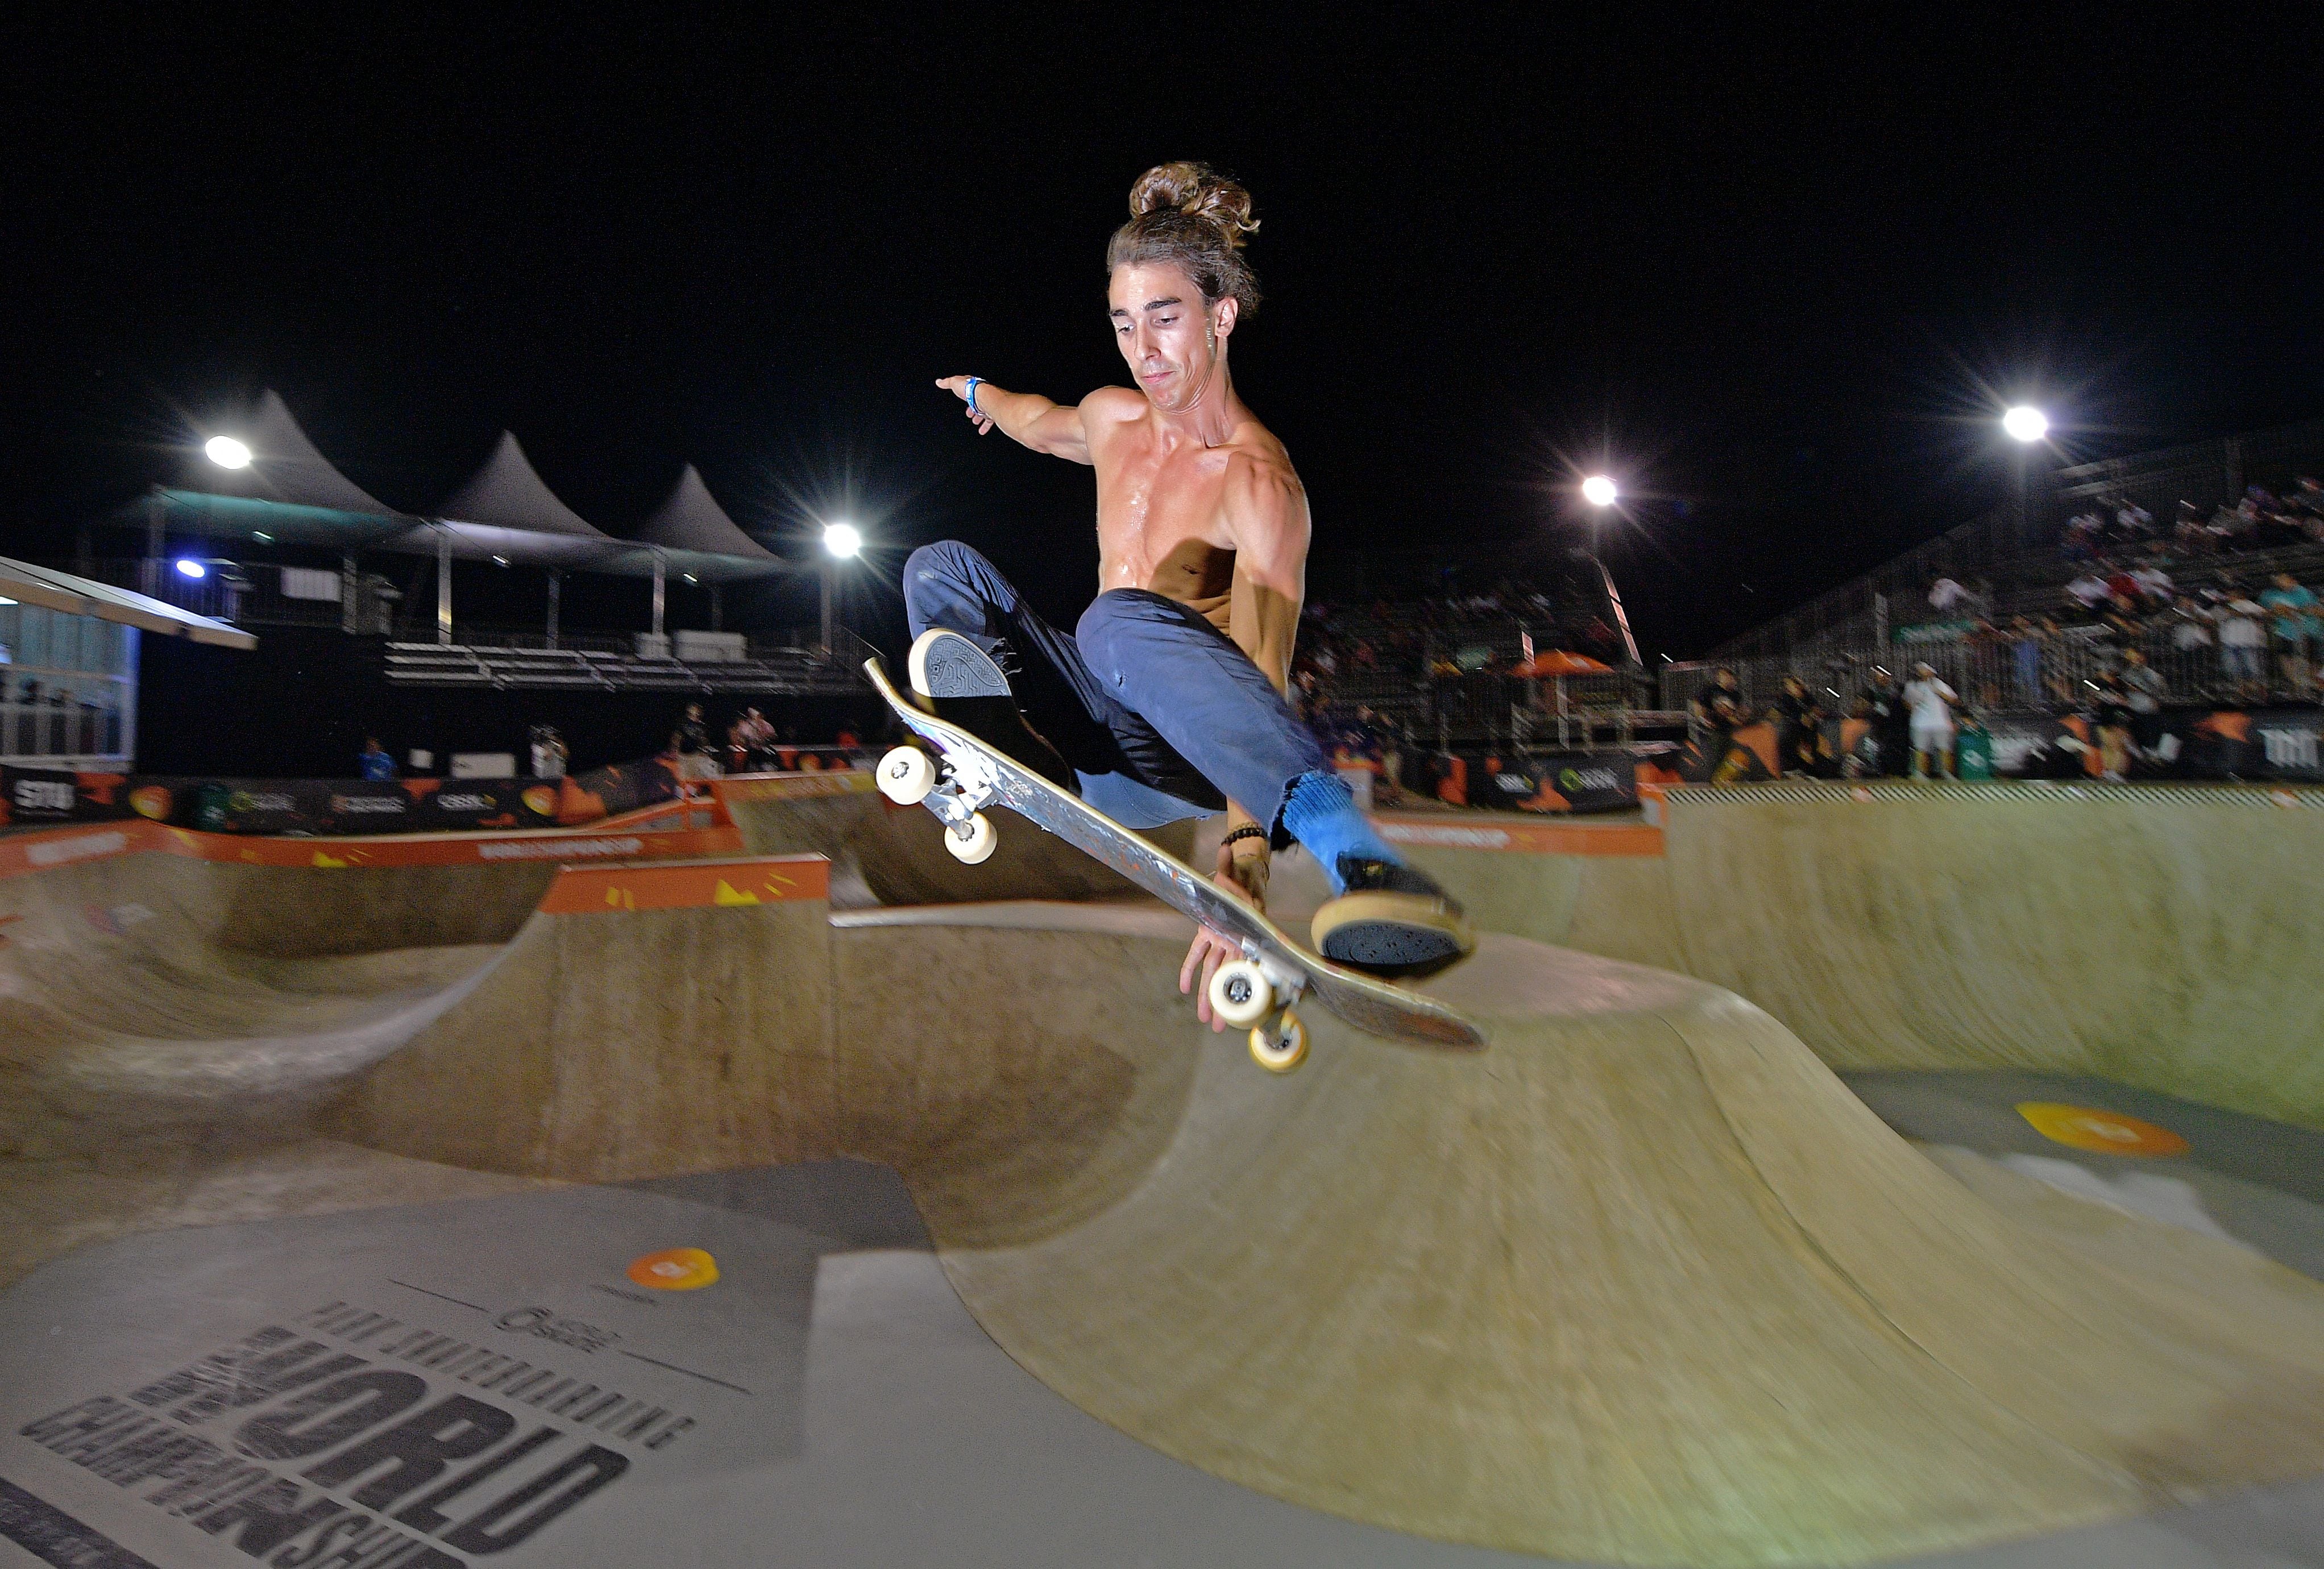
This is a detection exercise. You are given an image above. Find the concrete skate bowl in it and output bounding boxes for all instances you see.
[8,807,2324,1564]
[314,869,2324,1563]
[716,771,1195,906]
[1377,783,2324,1132]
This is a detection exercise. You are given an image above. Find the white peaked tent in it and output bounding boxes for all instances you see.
[636,466,781,563]
[433,432,613,539]
[144,397,789,647]
[192,391,399,518]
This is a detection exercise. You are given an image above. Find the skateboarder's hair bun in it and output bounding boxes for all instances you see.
[1109,161,1261,316]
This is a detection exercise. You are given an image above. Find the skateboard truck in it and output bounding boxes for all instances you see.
[1207,949,1312,1072]
[878,743,999,865]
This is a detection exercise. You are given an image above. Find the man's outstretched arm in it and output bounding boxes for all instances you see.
[934,376,1090,464]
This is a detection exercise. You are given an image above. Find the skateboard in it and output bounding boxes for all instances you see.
[864,657,1486,1071]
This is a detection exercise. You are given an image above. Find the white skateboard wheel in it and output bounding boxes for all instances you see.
[1207,958,1273,1029]
[1249,1010,1309,1073]
[944,810,998,864]
[877,746,937,805]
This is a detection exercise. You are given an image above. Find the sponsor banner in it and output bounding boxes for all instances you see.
[2240,707,2324,781]
[0,766,134,827]
[1461,750,1641,815]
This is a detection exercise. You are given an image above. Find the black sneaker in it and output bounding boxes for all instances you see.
[1310,857,1476,977]
[906,629,1073,788]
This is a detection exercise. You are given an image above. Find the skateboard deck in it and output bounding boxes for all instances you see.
[865,657,1485,1054]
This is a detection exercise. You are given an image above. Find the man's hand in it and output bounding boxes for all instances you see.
[934,375,996,436]
[1178,838,1270,1031]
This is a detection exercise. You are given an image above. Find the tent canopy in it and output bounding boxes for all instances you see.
[435,433,612,539]
[636,466,781,562]
[190,391,396,517]
[2,554,255,650]
[143,393,787,583]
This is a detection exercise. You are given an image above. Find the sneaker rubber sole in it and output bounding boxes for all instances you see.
[1312,892,1475,977]
[908,629,1010,701]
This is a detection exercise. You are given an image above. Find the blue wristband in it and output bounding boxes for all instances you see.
[964,377,982,416]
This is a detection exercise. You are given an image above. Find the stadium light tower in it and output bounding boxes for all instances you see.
[2001,405,2050,550]
[820,521,864,655]
[1581,475,1618,508]
[204,435,252,470]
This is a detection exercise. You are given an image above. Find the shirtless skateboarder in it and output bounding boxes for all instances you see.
[911,161,1473,1024]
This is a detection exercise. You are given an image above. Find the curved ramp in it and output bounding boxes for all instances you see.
[331,876,2324,1566]
[1379,786,2324,1131]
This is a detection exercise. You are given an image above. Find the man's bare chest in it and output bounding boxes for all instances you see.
[1094,446,1231,552]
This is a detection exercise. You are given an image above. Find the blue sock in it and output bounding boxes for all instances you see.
[1277,770,1400,894]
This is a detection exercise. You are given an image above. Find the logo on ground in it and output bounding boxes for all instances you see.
[2016,1102,2189,1157]
[626,1247,720,1290]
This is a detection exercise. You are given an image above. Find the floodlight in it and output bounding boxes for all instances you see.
[176,559,208,579]
[204,435,252,470]
[1581,475,1618,508]
[2002,406,2048,443]
[823,522,863,559]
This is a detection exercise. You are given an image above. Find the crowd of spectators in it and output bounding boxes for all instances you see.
[1899,479,2324,711]
[2061,479,2324,562]
[666,700,865,779]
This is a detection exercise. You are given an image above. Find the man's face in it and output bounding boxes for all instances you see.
[1108,261,1234,414]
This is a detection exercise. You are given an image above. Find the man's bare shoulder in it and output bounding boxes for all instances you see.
[1222,429,1303,500]
[1078,387,1149,425]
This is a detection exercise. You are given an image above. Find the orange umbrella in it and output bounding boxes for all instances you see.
[1510,649,1611,676]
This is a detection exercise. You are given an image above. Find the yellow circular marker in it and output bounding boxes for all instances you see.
[626,1247,720,1290]
[2016,1102,2188,1157]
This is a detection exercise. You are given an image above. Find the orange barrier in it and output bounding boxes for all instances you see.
[540,855,829,914]
[1375,811,1663,857]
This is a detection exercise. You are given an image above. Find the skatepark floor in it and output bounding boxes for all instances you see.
[9,1152,2324,1569]
[13,793,2324,1567]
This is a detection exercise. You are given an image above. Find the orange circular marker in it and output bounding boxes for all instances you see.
[2015,1102,2188,1157]
[626,1247,720,1290]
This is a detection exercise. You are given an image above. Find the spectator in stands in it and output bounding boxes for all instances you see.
[733,706,776,771]
[2061,513,2101,562]
[2120,648,2166,757]
[2129,559,2175,608]
[672,702,718,779]
[2263,572,2321,697]
[2006,616,2049,708]
[528,724,568,779]
[1902,662,1959,781]
[1859,666,1911,777]
[2168,596,2218,688]
[2218,583,2269,695]
[1928,574,1971,617]
[2091,668,2134,782]
[1690,667,1745,772]
[357,736,396,781]
[2065,566,2111,618]
[1773,675,1827,778]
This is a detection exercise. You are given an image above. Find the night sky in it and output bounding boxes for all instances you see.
[9,13,2318,658]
